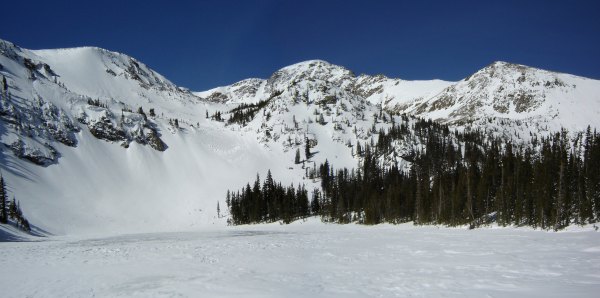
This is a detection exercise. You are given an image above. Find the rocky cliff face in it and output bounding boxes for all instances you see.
[0,39,200,164]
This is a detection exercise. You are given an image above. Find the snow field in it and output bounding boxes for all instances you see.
[1,221,599,297]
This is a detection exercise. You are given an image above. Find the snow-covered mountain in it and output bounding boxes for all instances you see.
[0,39,205,164]
[2,38,600,236]
[196,60,453,108]
[201,60,600,142]
[197,60,452,171]
[0,39,282,235]
[403,61,600,140]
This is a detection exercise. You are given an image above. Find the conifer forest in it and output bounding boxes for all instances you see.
[228,118,600,230]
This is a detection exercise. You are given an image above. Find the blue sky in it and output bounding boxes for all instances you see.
[1,0,599,90]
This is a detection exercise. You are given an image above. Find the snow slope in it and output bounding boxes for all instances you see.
[33,46,200,110]
[353,73,452,108]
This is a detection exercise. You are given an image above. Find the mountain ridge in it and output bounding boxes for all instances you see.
[1,38,600,235]
[198,57,600,142]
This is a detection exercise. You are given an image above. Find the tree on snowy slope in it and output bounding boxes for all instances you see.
[0,175,7,223]
[8,198,17,220]
[137,107,147,121]
[8,197,30,232]
[295,148,301,164]
[305,137,311,160]
[0,176,31,232]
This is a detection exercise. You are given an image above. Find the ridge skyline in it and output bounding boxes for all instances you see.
[5,37,596,94]
[2,1,598,91]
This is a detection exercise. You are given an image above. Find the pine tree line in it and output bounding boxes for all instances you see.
[86,98,109,108]
[207,90,282,126]
[316,124,600,229]
[226,170,310,224]
[227,118,600,230]
[226,97,273,125]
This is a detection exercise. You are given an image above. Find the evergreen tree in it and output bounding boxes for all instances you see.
[21,218,31,232]
[318,114,325,125]
[225,190,231,208]
[0,175,7,224]
[305,137,311,160]
[311,189,321,214]
[137,107,147,120]
[295,148,301,164]
[0,176,31,232]
[9,197,17,220]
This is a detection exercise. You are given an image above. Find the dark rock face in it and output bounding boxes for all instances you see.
[6,140,57,166]
[146,129,167,151]
[88,117,127,142]
[80,107,167,153]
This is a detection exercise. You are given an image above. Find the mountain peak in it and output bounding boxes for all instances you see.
[482,60,531,72]
[281,59,333,69]
[276,59,349,75]
[461,60,549,83]
[490,60,518,67]
[266,59,355,89]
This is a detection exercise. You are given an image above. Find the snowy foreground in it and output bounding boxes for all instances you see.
[1,220,600,297]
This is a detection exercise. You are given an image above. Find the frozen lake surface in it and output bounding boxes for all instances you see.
[1,220,600,297]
